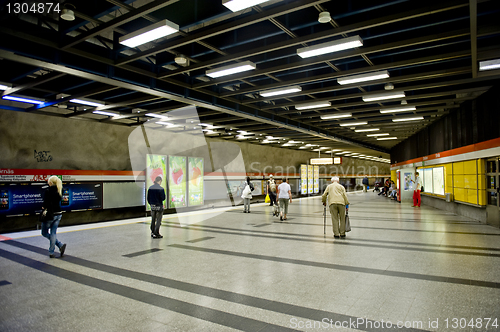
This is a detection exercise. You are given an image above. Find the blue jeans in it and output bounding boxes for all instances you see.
[41,214,63,255]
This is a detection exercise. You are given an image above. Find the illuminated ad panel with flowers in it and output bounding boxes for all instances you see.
[188,157,204,206]
[169,156,187,209]
[146,154,167,211]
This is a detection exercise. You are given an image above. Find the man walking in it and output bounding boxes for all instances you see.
[267,174,278,216]
[147,176,166,238]
[322,177,350,239]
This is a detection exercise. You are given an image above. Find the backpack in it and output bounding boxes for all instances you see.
[269,179,276,193]
[249,182,254,191]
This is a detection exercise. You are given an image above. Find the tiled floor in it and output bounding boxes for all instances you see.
[1,192,500,331]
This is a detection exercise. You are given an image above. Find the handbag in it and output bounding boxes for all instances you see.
[39,209,50,223]
[345,212,351,232]
[265,194,270,203]
[241,185,251,198]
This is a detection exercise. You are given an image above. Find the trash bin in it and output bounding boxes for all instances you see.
[445,193,452,202]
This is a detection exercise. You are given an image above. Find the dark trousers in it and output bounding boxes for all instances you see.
[269,191,277,206]
[151,207,164,234]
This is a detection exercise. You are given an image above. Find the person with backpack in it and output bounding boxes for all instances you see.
[241,176,254,213]
[267,174,279,216]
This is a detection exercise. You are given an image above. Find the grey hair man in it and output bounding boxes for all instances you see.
[321,176,350,238]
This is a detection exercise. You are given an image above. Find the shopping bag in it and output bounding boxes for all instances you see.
[345,212,351,232]
[265,194,270,203]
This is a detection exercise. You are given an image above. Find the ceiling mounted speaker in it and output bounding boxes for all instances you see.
[384,83,394,90]
[318,12,331,23]
[60,8,75,21]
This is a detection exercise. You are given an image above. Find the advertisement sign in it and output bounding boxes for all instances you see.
[188,157,204,206]
[300,164,308,194]
[308,165,313,194]
[169,156,187,208]
[0,182,103,216]
[146,154,167,210]
[404,173,413,191]
[313,166,319,194]
[433,167,445,195]
[423,168,433,193]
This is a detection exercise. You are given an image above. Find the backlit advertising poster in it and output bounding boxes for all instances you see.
[404,173,413,191]
[300,164,308,194]
[313,166,319,194]
[188,157,204,206]
[0,182,102,216]
[146,154,167,210]
[169,156,187,208]
[308,165,313,194]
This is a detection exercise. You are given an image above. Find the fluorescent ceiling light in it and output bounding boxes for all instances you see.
[392,117,424,122]
[305,144,318,147]
[119,19,179,48]
[380,106,416,113]
[329,149,341,152]
[377,137,398,140]
[222,0,271,12]
[0,84,10,90]
[318,147,329,150]
[260,86,301,97]
[320,113,352,119]
[261,139,273,144]
[335,151,349,155]
[337,70,389,85]
[146,113,168,119]
[299,146,308,149]
[297,36,363,58]
[363,91,405,102]
[2,95,44,104]
[93,110,119,117]
[206,61,256,78]
[295,101,331,110]
[236,135,248,139]
[339,121,367,127]
[70,99,104,107]
[287,140,301,144]
[156,121,177,127]
[479,59,500,71]
[367,133,390,137]
[355,128,379,132]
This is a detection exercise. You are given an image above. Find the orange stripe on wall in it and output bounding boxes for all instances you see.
[0,169,145,176]
[392,137,500,167]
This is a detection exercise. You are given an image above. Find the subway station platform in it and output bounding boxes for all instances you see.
[1,192,500,331]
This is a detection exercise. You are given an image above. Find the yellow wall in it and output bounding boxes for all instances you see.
[418,159,487,206]
[391,170,397,183]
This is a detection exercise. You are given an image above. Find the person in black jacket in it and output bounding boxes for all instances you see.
[41,176,66,258]
[147,176,166,238]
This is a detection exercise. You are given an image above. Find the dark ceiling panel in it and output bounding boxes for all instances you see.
[0,0,499,162]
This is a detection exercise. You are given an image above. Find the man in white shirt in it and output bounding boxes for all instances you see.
[276,178,292,221]
[411,172,422,207]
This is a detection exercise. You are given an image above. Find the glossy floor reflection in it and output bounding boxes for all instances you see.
[1,192,500,331]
